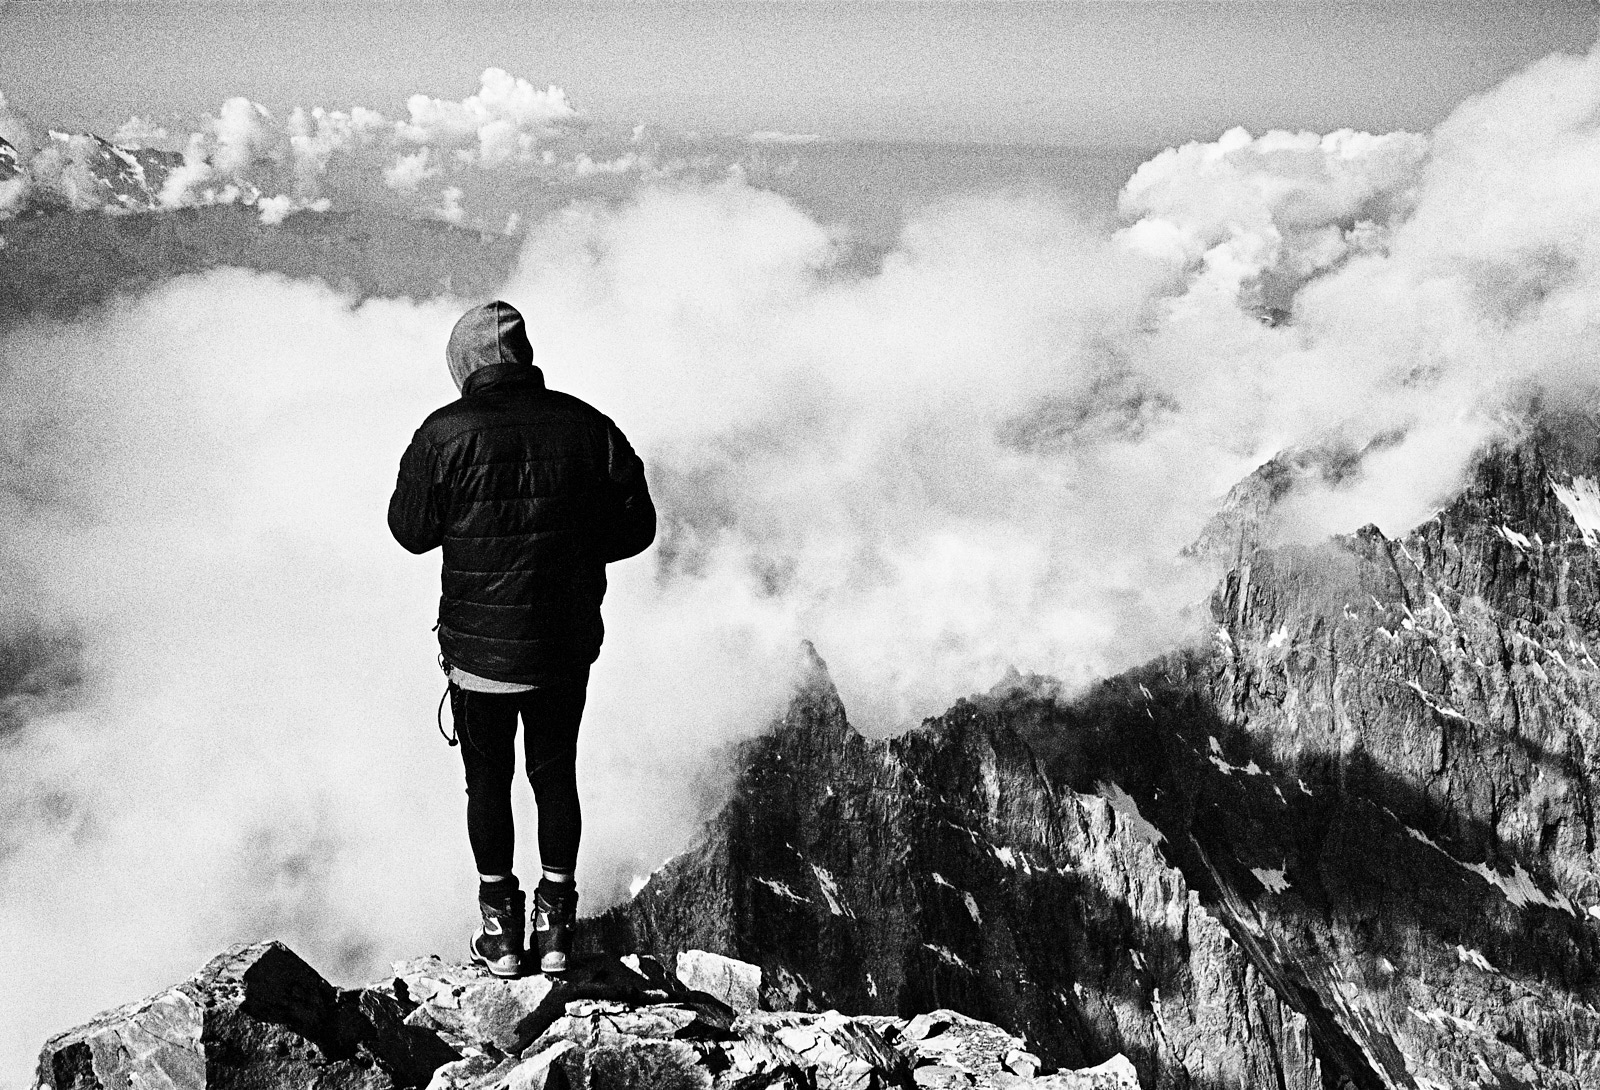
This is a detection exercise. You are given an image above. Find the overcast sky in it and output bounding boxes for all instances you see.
[2,1,1596,146]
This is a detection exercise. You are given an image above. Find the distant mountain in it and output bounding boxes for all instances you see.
[39,130,185,212]
[0,125,523,319]
[0,204,521,321]
[587,415,1600,1090]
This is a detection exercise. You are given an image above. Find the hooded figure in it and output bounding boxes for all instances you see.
[390,300,655,680]
[388,300,655,978]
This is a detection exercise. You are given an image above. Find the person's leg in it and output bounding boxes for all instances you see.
[518,676,587,972]
[521,678,586,878]
[454,685,526,976]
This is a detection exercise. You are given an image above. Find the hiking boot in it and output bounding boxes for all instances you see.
[470,885,525,978]
[532,880,578,974]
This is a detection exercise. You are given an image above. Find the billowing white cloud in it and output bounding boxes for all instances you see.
[1119,125,1429,306]
[433,184,466,225]
[383,146,438,191]
[212,96,277,176]
[397,67,576,167]
[255,192,332,225]
[0,69,722,227]
[285,104,388,191]
[0,69,655,227]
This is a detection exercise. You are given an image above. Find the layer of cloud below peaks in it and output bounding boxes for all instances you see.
[7,44,1600,1090]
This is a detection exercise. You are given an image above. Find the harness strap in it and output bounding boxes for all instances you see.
[436,682,458,746]
[436,653,459,746]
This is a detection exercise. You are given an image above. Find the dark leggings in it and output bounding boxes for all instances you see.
[452,678,586,878]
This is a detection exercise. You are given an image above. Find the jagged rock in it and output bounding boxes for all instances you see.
[583,649,1320,1090]
[40,942,1152,1090]
[35,941,458,1090]
[896,1010,1046,1089]
[1002,1049,1040,1078]
[505,1040,579,1090]
[678,950,763,1013]
[395,956,556,1053]
[1016,418,1600,1088]
[1030,1054,1139,1089]
[578,1038,710,1089]
[0,137,19,183]
[397,952,711,1057]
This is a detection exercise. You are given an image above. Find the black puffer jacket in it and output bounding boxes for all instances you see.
[388,302,655,683]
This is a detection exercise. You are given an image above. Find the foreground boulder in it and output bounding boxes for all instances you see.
[38,943,1141,1090]
[36,941,458,1090]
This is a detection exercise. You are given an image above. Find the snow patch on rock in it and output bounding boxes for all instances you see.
[809,863,855,918]
[1252,866,1292,894]
[1553,476,1600,547]
[1097,781,1167,844]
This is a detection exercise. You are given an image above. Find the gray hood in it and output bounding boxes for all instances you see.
[447,301,534,392]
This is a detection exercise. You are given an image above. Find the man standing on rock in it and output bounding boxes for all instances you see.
[388,301,655,977]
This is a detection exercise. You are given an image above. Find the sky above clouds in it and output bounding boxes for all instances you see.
[1,1,1596,146]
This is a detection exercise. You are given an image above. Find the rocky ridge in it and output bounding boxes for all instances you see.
[584,651,1323,1090]
[584,416,1600,1090]
[36,940,1144,1090]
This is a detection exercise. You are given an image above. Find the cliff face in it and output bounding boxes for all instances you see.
[1019,417,1600,1090]
[589,417,1600,1090]
[584,650,1323,1090]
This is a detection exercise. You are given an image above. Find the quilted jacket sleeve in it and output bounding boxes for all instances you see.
[388,429,444,554]
[596,418,656,563]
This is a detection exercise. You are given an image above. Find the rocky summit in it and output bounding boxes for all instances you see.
[35,940,1143,1089]
[36,414,1600,1090]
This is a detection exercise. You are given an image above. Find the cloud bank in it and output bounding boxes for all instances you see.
[0,69,724,228]
[8,46,1600,1087]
